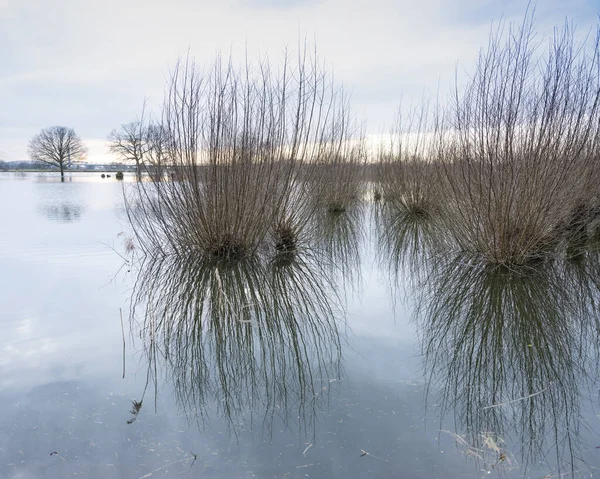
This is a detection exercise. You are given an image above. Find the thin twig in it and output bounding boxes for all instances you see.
[120,308,126,379]
[136,456,190,478]
[482,382,553,410]
[359,449,388,462]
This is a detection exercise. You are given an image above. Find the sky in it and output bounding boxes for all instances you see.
[1,0,599,163]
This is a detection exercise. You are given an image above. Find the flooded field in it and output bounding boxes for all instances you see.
[1,172,600,479]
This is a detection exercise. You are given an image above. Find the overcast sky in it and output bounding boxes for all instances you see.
[1,0,599,163]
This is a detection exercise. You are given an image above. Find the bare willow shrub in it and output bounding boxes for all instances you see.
[127,50,353,260]
[310,147,366,215]
[378,102,441,220]
[306,90,366,216]
[270,52,359,254]
[438,17,600,265]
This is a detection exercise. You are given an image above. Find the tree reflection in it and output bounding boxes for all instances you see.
[130,250,344,436]
[419,251,600,473]
[39,203,84,222]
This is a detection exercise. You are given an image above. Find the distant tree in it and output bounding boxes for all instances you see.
[0,160,6,171]
[108,122,147,180]
[28,126,87,181]
[145,123,169,167]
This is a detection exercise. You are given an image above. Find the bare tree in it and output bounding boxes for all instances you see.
[108,122,148,180]
[145,123,169,167]
[28,126,87,181]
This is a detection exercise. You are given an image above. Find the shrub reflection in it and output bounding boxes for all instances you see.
[130,250,344,436]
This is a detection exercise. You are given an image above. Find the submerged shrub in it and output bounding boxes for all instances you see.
[125,51,360,260]
[273,222,298,254]
[378,103,441,221]
[313,151,365,216]
[436,16,600,265]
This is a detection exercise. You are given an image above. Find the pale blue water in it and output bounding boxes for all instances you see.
[1,172,599,479]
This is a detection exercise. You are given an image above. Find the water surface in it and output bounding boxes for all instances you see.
[1,172,599,478]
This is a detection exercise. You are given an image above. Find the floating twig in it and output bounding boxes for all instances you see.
[359,449,388,462]
[136,456,189,478]
[482,382,553,410]
[127,400,143,424]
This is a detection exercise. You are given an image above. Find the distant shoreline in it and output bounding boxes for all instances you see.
[1,168,126,173]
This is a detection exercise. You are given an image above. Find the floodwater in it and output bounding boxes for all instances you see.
[1,172,600,479]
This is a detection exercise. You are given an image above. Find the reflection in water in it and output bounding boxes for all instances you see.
[419,252,600,473]
[34,178,86,223]
[34,174,73,183]
[375,205,600,474]
[39,203,84,222]
[10,172,28,180]
[375,204,439,288]
[315,205,363,289]
[131,251,343,436]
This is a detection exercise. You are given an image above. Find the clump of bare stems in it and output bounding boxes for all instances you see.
[377,102,441,222]
[124,48,363,262]
[435,16,600,266]
[121,14,600,271]
[377,15,600,267]
[311,146,366,216]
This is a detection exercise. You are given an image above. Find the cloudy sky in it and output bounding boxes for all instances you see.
[1,0,598,163]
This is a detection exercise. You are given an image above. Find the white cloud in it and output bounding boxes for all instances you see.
[1,0,598,161]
